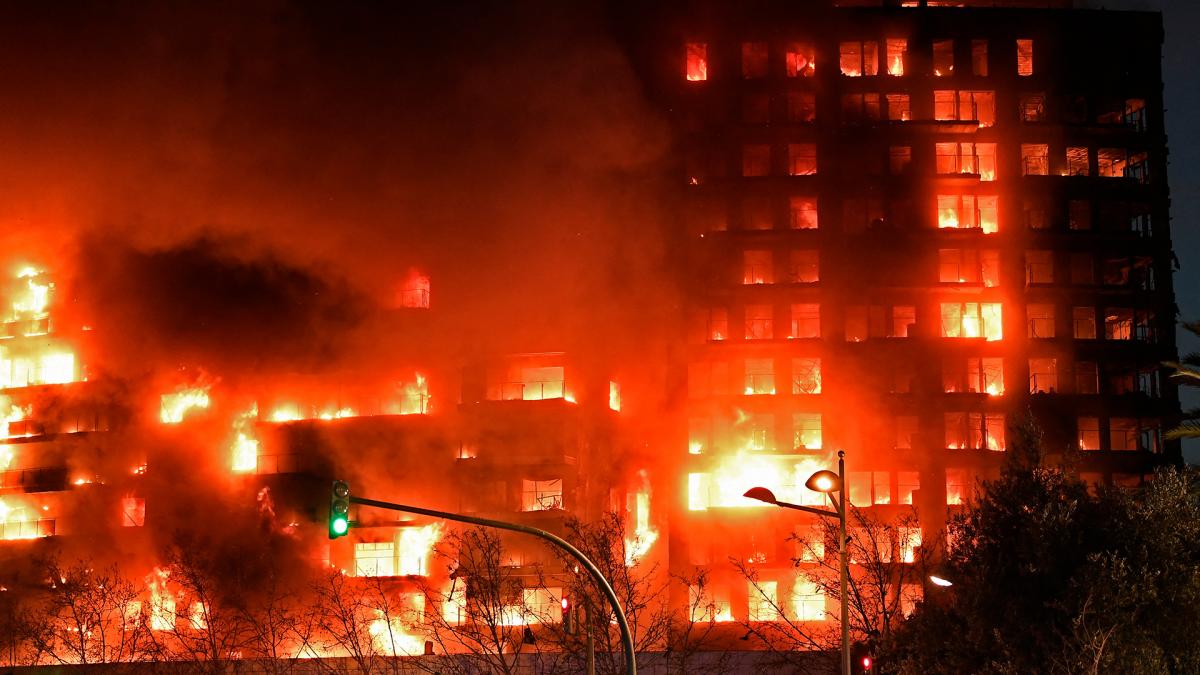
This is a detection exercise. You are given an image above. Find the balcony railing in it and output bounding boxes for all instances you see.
[0,466,68,491]
[1,518,55,539]
[488,380,566,402]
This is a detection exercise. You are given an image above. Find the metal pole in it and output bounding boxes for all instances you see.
[838,450,850,675]
[586,600,596,675]
[350,496,637,675]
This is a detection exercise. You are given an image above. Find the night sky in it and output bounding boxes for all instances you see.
[1101,0,1200,460]
[1159,0,1200,462]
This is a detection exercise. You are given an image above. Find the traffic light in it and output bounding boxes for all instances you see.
[561,596,572,634]
[329,480,350,539]
[852,641,875,674]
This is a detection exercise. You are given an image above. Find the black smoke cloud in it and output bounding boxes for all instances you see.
[72,235,365,377]
[0,0,675,376]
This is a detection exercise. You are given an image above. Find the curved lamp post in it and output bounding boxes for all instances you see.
[744,450,849,675]
[350,495,637,674]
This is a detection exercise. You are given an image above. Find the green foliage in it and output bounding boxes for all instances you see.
[882,437,1200,674]
[1164,320,1200,440]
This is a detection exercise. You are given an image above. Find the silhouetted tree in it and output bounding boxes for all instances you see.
[309,568,411,674]
[734,508,928,673]
[24,557,150,665]
[882,428,1200,674]
[542,512,673,675]
[418,526,557,675]
[1165,319,1200,440]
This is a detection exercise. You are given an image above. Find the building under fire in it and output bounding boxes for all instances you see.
[0,0,1183,668]
[644,0,1181,634]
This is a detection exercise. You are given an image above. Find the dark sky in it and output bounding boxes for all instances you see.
[1157,0,1200,461]
[1099,0,1200,460]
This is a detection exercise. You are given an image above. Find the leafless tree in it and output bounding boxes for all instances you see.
[239,568,321,674]
[417,526,555,675]
[24,557,151,665]
[309,567,389,674]
[733,508,930,671]
[662,566,734,675]
[537,512,671,675]
[141,544,254,673]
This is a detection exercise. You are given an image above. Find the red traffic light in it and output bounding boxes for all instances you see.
[861,655,873,670]
[561,597,570,611]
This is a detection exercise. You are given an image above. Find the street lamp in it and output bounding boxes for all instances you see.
[805,469,841,494]
[929,575,954,587]
[744,450,851,675]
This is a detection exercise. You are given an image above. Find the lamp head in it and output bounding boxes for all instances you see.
[805,470,842,494]
[743,487,778,504]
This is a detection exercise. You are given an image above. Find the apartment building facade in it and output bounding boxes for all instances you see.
[638,0,1181,626]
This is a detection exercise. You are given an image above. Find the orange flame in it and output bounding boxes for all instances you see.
[146,567,175,631]
[397,269,431,309]
[188,602,208,631]
[0,497,48,540]
[938,207,960,230]
[11,268,50,317]
[160,386,211,424]
[689,450,832,511]
[625,483,658,565]
[397,523,442,576]
[230,405,259,473]
[396,373,430,415]
[1,398,28,439]
[368,600,427,655]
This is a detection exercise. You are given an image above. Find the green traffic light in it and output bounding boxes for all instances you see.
[329,480,351,539]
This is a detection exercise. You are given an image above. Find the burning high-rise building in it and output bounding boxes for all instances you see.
[0,0,1185,669]
[646,0,1181,641]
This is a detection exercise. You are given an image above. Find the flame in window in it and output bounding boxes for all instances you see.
[1,399,29,439]
[686,43,708,81]
[938,206,960,229]
[0,496,52,540]
[160,386,211,424]
[369,607,427,655]
[270,404,302,422]
[397,269,430,308]
[398,373,430,414]
[886,39,906,76]
[189,602,208,631]
[11,268,50,317]
[688,451,832,511]
[230,405,259,473]
[625,472,659,565]
[398,523,442,576]
[146,567,176,631]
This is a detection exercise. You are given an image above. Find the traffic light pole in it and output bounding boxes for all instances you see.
[349,495,637,675]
